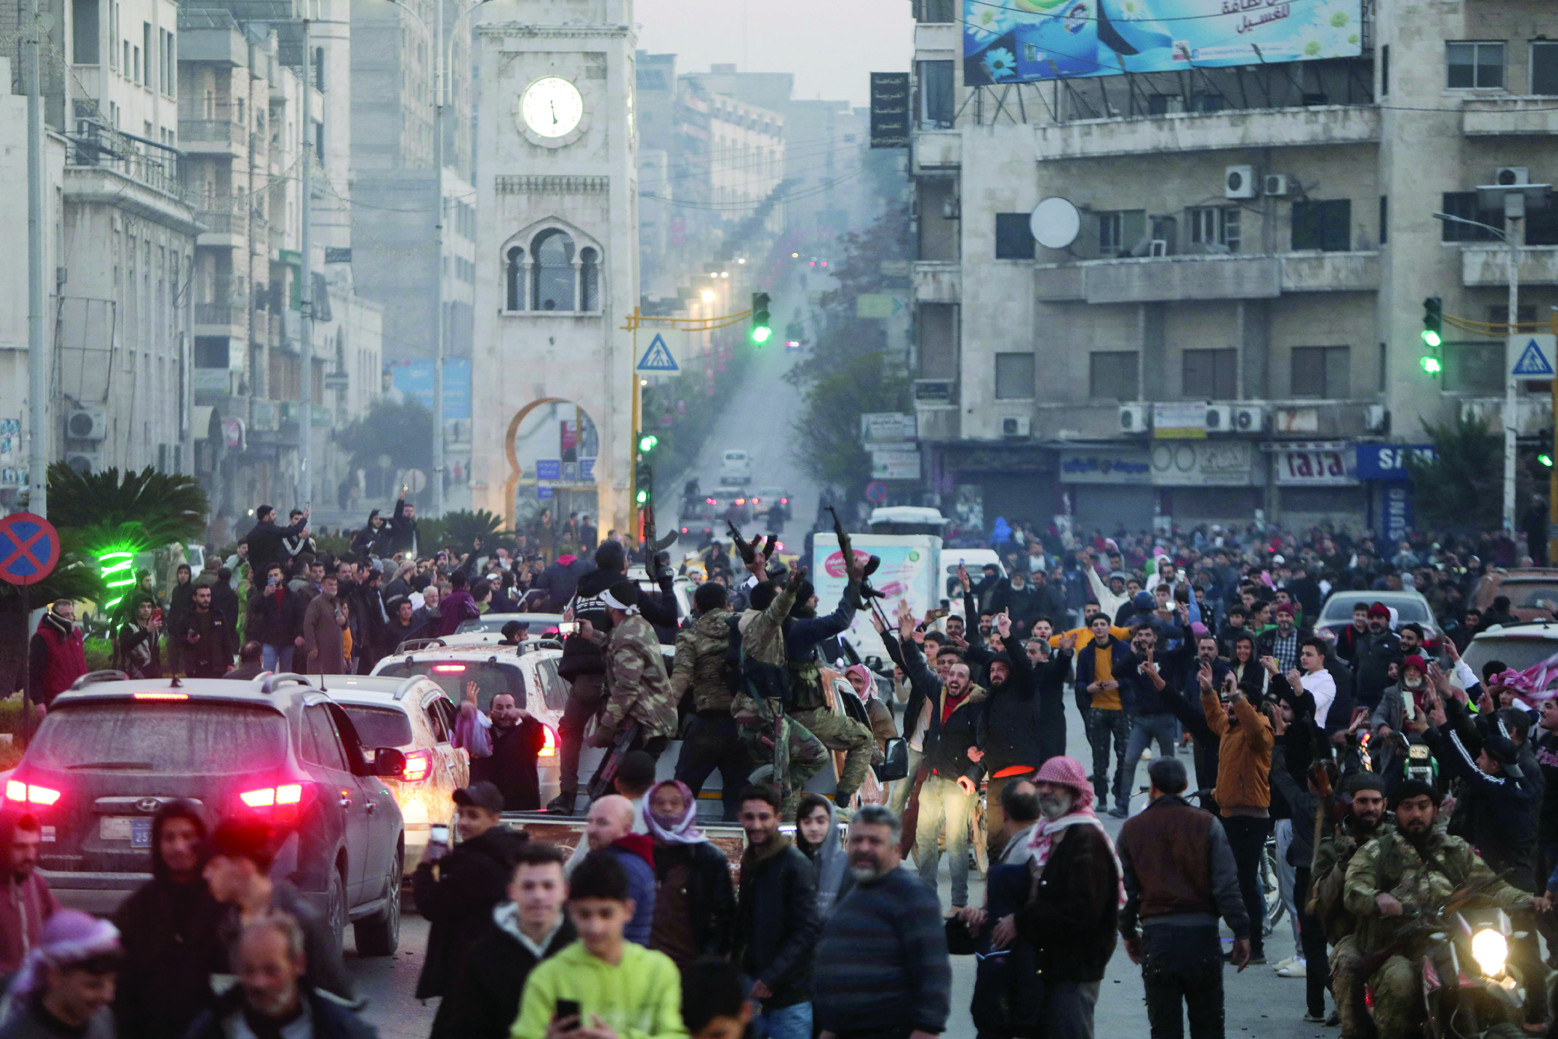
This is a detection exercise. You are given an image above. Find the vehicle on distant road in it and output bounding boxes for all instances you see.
[750,487,793,522]
[1314,589,1440,650]
[719,449,752,486]
[1463,621,1558,679]
[5,671,407,953]
[1474,568,1558,623]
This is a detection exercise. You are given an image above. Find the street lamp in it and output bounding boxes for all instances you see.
[1433,209,1524,532]
[380,0,491,518]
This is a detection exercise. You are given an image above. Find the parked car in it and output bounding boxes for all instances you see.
[1314,589,1441,650]
[4,671,406,953]
[371,644,566,804]
[452,612,569,636]
[1464,621,1558,679]
[326,676,470,877]
[1474,569,1558,623]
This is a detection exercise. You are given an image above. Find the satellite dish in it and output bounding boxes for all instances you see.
[1030,197,1081,250]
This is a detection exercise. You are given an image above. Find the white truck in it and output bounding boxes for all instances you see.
[812,531,943,661]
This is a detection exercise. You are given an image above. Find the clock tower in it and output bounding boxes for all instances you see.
[470,0,638,532]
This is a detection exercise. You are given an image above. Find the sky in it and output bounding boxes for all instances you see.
[634,0,914,108]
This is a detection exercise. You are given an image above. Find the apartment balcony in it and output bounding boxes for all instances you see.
[913,130,960,172]
[64,126,196,231]
[196,206,246,249]
[180,118,244,156]
[1462,97,1558,137]
[913,261,961,303]
[1461,245,1558,288]
[1034,104,1380,161]
[194,303,246,336]
[1034,251,1379,304]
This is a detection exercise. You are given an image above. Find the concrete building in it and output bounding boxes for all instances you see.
[907,0,1558,535]
[0,0,199,484]
[470,0,638,531]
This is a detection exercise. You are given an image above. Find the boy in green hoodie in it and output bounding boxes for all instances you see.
[511,850,687,1039]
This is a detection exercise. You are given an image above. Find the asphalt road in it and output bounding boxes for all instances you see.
[350,695,1343,1039]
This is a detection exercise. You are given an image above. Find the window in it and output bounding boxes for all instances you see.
[142,23,150,85]
[1380,44,1389,96]
[1443,342,1504,394]
[1291,199,1351,252]
[1439,193,1500,242]
[915,0,955,21]
[108,2,117,68]
[1182,348,1238,399]
[995,352,1035,399]
[302,705,350,773]
[1527,204,1558,246]
[73,0,99,64]
[579,247,600,310]
[918,60,954,128]
[1535,42,1558,95]
[1189,206,1240,253]
[1447,41,1505,89]
[531,229,576,311]
[1290,346,1351,399]
[1379,195,1387,245]
[1090,351,1139,400]
[995,213,1035,260]
[1098,209,1146,256]
[1147,94,1181,115]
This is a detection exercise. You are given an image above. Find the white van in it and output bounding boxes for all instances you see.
[719,449,752,486]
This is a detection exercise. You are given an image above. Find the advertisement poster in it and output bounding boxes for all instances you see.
[812,533,942,661]
[964,0,1363,86]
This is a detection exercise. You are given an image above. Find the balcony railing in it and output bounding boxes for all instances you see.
[66,121,185,200]
[194,303,246,328]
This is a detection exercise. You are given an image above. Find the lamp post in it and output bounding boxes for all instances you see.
[1434,210,1523,532]
[24,0,46,515]
[380,0,488,519]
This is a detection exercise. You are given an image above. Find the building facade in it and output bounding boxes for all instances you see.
[908,0,1558,534]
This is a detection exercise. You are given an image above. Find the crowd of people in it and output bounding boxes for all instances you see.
[18,501,1558,1039]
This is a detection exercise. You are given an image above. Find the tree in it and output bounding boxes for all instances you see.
[417,509,508,553]
[1406,412,1502,531]
[45,463,208,549]
[336,399,434,475]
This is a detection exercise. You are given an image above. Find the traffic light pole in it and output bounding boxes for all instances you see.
[622,305,754,540]
[1503,213,1522,533]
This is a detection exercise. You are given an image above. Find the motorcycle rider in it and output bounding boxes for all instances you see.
[1342,779,1544,1039]
[1308,774,1391,1039]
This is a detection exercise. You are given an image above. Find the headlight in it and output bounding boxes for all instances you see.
[1471,928,1508,976]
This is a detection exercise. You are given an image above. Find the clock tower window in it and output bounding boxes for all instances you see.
[505,247,527,312]
[532,229,576,312]
[579,247,600,312]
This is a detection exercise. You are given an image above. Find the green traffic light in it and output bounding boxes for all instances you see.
[1421,329,1442,348]
[751,326,772,344]
[1420,356,1442,374]
[1541,454,1555,468]
[635,488,649,504]
[638,433,658,453]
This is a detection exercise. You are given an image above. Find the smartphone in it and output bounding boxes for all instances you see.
[151,609,163,625]
[554,999,582,1031]
[429,824,450,846]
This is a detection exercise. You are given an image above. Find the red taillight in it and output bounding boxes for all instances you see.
[239,783,305,823]
[5,780,61,807]
[133,692,188,701]
[780,497,788,504]
[539,726,558,758]
[401,750,433,782]
[433,664,467,673]
[735,498,746,505]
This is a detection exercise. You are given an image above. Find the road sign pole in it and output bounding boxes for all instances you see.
[628,310,640,544]
[19,584,31,745]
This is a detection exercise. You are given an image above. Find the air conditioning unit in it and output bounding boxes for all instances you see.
[1149,239,1169,257]
[1119,404,1150,433]
[1204,404,1234,433]
[1001,415,1031,438]
[1232,404,1266,433]
[66,407,107,441]
[1496,167,1530,187]
[1365,404,1390,433]
[1225,165,1258,199]
[1264,174,1292,197]
[66,452,100,475]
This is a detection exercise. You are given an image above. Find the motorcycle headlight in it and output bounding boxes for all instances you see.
[1471,928,1509,976]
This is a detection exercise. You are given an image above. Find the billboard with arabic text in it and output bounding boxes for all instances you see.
[964,0,1363,85]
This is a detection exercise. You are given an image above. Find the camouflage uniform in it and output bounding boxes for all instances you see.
[1310,817,1392,1039]
[670,608,738,713]
[785,581,875,804]
[599,612,678,743]
[1342,828,1529,1039]
[670,607,750,819]
[736,583,828,814]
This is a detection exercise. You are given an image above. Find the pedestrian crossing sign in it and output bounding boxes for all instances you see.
[637,334,678,372]
[1509,334,1558,380]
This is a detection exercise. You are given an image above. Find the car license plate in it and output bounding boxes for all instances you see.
[100,817,154,848]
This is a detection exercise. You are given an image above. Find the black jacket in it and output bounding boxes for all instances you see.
[113,804,226,1039]
[977,641,1071,773]
[431,911,574,1039]
[1352,629,1403,710]
[1426,712,1538,887]
[900,640,984,781]
[470,718,547,810]
[654,839,737,958]
[1015,821,1119,983]
[216,880,354,1004]
[412,825,530,998]
[245,515,309,577]
[185,986,376,1039]
[557,567,677,681]
[248,584,306,646]
[735,839,822,1008]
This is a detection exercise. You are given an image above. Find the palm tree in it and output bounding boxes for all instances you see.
[46,463,209,549]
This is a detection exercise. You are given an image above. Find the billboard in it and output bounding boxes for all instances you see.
[963,0,1363,86]
[385,359,472,420]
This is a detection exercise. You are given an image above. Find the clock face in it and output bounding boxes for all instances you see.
[521,77,585,139]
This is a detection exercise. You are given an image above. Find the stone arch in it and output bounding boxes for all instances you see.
[502,397,601,532]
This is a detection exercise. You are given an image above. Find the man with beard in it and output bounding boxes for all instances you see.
[1012,756,1122,1039]
[174,584,236,678]
[0,813,56,976]
[812,806,950,1039]
[1310,775,1390,1039]
[185,914,374,1039]
[114,802,225,1039]
[1343,780,1542,1039]
[469,693,547,810]
[1351,603,1402,712]
[374,596,422,661]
